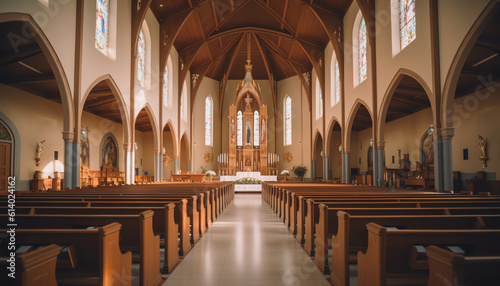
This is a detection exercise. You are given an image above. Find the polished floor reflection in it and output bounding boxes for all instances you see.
[163,194,330,286]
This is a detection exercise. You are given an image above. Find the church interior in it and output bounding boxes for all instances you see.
[1,0,500,285]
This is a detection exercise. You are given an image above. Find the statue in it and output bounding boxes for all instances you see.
[35,140,45,166]
[478,135,488,168]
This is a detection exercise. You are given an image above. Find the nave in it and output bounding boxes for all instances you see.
[164,194,330,286]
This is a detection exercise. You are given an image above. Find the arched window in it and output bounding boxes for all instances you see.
[162,65,168,107]
[253,110,259,146]
[316,78,323,118]
[237,110,243,147]
[400,0,416,49]
[181,80,187,121]
[284,96,292,146]
[205,96,213,146]
[137,28,146,87]
[358,17,367,83]
[95,0,109,56]
[335,60,340,104]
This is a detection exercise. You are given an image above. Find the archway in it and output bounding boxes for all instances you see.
[313,131,324,180]
[180,133,190,172]
[134,105,159,182]
[378,71,433,188]
[162,121,177,180]
[80,76,130,186]
[346,101,373,184]
[442,2,500,185]
[0,14,74,190]
[327,119,342,180]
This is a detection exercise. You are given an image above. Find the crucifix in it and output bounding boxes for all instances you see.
[244,94,253,111]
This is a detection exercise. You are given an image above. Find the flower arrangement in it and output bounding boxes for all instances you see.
[292,166,308,177]
[205,170,216,177]
[234,177,262,184]
[280,170,290,175]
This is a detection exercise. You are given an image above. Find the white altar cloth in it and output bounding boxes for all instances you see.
[220,171,277,182]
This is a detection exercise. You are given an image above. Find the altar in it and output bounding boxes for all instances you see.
[220,172,277,182]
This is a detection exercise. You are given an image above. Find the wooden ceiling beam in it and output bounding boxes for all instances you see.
[210,0,219,26]
[391,96,430,107]
[0,43,43,67]
[281,0,289,30]
[253,0,295,36]
[2,75,55,85]
[207,26,294,42]
[208,0,251,35]
[83,94,116,107]
[253,32,277,114]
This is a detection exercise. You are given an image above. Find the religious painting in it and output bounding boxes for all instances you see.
[422,132,434,164]
[80,128,89,168]
[245,118,251,145]
[101,135,117,168]
[367,145,373,168]
[0,121,12,141]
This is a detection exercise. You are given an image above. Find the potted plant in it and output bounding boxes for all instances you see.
[205,170,216,181]
[280,170,290,181]
[292,166,308,181]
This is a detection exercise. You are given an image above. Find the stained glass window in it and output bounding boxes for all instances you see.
[137,28,145,87]
[180,93,184,120]
[335,60,340,104]
[237,110,243,147]
[400,0,416,49]
[317,79,323,118]
[0,121,12,141]
[205,96,213,146]
[95,0,109,56]
[163,66,168,107]
[359,17,367,83]
[253,111,259,146]
[285,96,292,146]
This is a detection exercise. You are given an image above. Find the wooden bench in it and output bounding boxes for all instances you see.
[357,223,500,286]
[0,244,61,286]
[1,210,163,285]
[316,209,500,285]
[0,223,132,286]
[426,245,500,286]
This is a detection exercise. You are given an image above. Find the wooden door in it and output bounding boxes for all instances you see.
[0,142,11,192]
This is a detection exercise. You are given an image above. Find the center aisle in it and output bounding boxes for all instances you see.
[163,194,330,286]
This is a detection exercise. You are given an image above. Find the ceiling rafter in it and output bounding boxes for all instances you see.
[207,26,294,42]
[208,0,251,35]
[281,0,289,30]
[2,75,55,85]
[253,32,277,115]
[210,0,219,26]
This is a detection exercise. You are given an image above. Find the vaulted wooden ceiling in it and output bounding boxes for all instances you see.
[151,0,351,82]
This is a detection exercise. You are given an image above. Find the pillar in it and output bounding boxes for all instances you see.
[187,160,191,172]
[342,153,350,184]
[323,157,330,180]
[155,153,162,182]
[373,142,385,186]
[174,158,180,174]
[63,132,75,189]
[311,160,316,180]
[125,144,133,184]
[434,128,454,192]
[73,142,81,188]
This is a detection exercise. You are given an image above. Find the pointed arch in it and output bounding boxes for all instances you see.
[81,74,131,147]
[312,130,323,157]
[135,103,160,153]
[377,69,434,143]
[162,119,178,159]
[179,131,190,160]
[345,99,373,153]
[442,1,500,129]
[325,116,342,157]
[0,112,21,188]
[0,13,74,139]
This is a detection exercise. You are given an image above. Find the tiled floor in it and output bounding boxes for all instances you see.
[163,194,330,286]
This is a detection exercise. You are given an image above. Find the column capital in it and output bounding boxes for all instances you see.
[123,143,133,151]
[440,128,455,140]
[376,141,385,149]
[62,131,74,143]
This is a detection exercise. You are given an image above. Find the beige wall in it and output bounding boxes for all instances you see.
[276,76,312,179]
[192,77,221,174]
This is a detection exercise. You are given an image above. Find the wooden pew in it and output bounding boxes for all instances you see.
[426,245,500,286]
[357,223,500,286]
[1,210,163,285]
[0,223,132,286]
[0,244,61,286]
[317,209,500,285]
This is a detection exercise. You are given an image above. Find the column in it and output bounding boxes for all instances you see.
[124,144,133,184]
[434,128,454,192]
[342,153,350,184]
[323,157,330,180]
[174,158,180,174]
[155,153,162,182]
[187,160,191,172]
[73,142,81,188]
[63,132,75,189]
[373,142,385,186]
[311,160,316,181]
